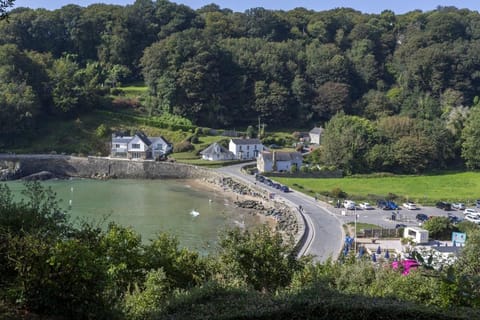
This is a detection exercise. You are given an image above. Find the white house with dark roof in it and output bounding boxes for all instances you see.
[309,126,324,145]
[200,142,234,161]
[229,138,263,160]
[257,151,303,173]
[111,131,172,160]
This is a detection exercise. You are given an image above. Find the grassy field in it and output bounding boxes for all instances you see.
[117,82,148,97]
[274,172,480,205]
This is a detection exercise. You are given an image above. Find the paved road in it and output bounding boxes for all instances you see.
[215,163,344,263]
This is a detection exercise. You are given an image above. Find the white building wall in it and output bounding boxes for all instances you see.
[276,161,291,171]
[229,142,263,160]
[112,142,128,153]
[128,136,147,152]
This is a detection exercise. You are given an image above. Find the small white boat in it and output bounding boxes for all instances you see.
[190,210,200,217]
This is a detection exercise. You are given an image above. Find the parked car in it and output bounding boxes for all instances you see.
[403,202,417,210]
[436,202,452,211]
[452,203,466,210]
[416,213,429,222]
[359,202,373,210]
[463,208,478,215]
[255,174,265,183]
[448,215,462,224]
[395,223,407,229]
[377,200,398,210]
[465,214,480,224]
[343,200,356,210]
[386,200,399,210]
[377,200,388,209]
[280,185,289,193]
[264,179,273,186]
[475,199,480,208]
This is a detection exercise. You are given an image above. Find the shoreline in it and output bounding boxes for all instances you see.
[198,176,299,237]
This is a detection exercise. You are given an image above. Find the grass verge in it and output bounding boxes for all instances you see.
[274,172,480,205]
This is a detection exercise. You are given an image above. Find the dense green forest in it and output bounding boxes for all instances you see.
[1,182,480,319]
[2,1,480,173]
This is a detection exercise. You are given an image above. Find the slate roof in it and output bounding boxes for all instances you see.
[112,136,132,144]
[135,131,152,146]
[150,136,172,146]
[231,138,262,145]
[112,132,171,147]
[309,127,323,135]
[260,151,303,162]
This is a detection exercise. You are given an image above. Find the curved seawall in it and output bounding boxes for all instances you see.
[0,154,214,180]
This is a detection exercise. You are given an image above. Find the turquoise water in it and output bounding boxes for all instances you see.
[4,179,260,252]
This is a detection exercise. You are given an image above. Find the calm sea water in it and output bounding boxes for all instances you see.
[4,179,261,252]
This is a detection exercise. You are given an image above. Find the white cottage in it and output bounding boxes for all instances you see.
[229,138,263,160]
[111,132,172,160]
[200,142,234,161]
[257,151,303,173]
[309,126,324,145]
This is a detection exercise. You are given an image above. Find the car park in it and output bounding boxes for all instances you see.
[436,202,452,211]
[452,203,466,210]
[464,208,478,215]
[416,213,429,222]
[359,202,373,210]
[465,214,480,224]
[403,202,417,210]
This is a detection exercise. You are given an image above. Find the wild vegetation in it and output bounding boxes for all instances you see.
[1,182,480,319]
[2,3,480,172]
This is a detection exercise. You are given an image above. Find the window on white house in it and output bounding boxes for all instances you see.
[132,143,140,149]
[115,144,120,148]
[247,145,250,150]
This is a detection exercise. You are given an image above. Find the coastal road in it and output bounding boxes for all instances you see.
[215,163,344,263]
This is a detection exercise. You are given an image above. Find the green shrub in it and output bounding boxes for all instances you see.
[330,187,347,199]
[173,141,194,153]
[123,269,170,320]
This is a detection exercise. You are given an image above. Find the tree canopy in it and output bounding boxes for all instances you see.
[2,2,480,171]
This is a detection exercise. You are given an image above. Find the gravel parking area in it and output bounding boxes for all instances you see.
[329,203,469,229]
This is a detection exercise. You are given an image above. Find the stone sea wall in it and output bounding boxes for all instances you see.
[0,154,215,180]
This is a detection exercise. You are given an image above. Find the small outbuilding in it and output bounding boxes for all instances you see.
[309,126,324,145]
[404,227,429,244]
